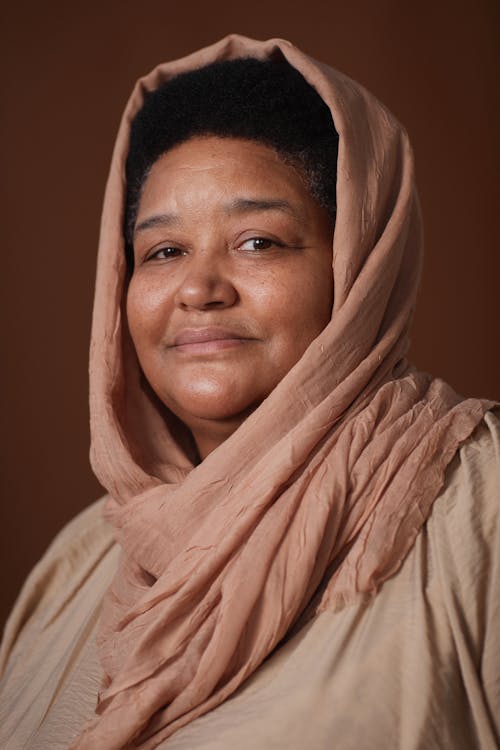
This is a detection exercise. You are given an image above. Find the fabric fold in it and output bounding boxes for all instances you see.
[72,34,495,750]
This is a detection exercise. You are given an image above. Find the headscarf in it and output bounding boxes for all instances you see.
[73,34,494,749]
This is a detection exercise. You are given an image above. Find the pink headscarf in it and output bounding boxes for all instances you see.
[73,34,494,749]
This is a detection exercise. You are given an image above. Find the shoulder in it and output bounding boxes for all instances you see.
[431,408,500,549]
[0,496,116,676]
[427,408,500,738]
[426,408,500,650]
[15,495,115,604]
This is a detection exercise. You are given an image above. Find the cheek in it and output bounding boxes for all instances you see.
[126,276,174,352]
[251,263,333,346]
[298,254,334,330]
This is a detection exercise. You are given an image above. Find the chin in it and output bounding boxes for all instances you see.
[158,381,264,424]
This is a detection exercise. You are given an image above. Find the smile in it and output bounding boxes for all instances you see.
[171,327,255,355]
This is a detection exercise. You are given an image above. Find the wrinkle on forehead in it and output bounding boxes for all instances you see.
[135,137,318,231]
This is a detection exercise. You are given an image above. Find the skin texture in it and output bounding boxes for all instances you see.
[127,136,334,460]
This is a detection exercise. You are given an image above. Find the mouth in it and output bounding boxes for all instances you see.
[170,327,255,355]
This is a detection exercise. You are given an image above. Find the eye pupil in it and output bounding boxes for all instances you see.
[253,238,270,249]
[153,246,179,260]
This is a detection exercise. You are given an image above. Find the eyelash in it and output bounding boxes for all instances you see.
[147,246,183,261]
[146,236,283,261]
[240,237,283,252]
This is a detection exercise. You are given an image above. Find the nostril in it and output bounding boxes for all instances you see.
[205,299,229,309]
[180,298,227,311]
[176,273,238,311]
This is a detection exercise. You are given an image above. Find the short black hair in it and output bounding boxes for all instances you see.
[125,57,339,268]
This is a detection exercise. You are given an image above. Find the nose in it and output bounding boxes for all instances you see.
[174,253,238,311]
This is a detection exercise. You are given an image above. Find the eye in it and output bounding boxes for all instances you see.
[240,237,281,252]
[147,246,184,261]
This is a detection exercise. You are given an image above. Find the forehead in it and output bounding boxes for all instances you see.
[137,135,313,212]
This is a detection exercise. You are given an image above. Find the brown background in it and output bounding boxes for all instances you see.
[1,0,499,628]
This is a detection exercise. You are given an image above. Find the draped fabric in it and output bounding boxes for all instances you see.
[72,34,495,749]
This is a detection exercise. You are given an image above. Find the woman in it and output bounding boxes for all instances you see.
[0,34,498,750]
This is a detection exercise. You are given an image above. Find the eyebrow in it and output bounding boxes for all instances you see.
[224,198,301,221]
[134,212,180,234]
[134,198,302,236]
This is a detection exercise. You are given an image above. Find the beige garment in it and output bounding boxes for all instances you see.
[1,411,499,750]
[82,34,494,747]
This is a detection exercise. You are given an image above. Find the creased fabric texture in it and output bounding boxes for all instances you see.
[1,414,499,750]
[72,34,495,749]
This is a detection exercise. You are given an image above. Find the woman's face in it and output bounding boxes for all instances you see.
[127,136,334,456]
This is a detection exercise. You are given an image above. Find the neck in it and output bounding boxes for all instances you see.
[187,408,257,462]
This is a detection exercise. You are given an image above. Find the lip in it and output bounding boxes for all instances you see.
[170,327,255,354]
